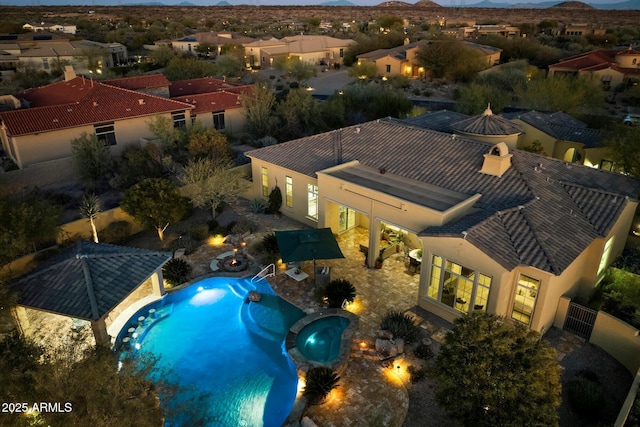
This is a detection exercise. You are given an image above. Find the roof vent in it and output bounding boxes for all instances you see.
[92,101,98,107]
[355,127,361,134]
[138,99,145,105]
[479,142,512,177]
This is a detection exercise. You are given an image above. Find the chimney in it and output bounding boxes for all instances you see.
[479,142,512,177]
[138,99,145,105]
[64,65,76,81]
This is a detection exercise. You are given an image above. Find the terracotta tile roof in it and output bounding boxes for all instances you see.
[104,74,171,90]
[173,90,243,114]
[174,32,255,46]
[247,118,640,275]
[2,77,193,136]
[12,241,171,320]
[169,77,236,97]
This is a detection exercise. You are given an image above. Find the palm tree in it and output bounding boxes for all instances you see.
[303,367,340,405]
[80,193,101,243]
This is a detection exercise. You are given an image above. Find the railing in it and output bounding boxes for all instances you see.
[251,263,275,283]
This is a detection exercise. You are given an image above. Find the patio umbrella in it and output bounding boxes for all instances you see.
[275,228,344,282]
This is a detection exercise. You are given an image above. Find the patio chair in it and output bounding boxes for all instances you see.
[408,256,420,273]
[315,266,331,286]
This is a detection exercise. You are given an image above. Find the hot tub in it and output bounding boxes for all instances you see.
[286,308,358,374]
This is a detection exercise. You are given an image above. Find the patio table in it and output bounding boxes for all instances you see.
[285,267,309,282]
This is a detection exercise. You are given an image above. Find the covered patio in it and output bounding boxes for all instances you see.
[11,240,171,349]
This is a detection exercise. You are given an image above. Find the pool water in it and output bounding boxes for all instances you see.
[295,316,350,363]
[121,277,304,427]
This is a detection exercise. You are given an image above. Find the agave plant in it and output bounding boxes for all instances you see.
[323,279,356,308]
[380,310,421,344]
[262,233,279,255]
[303,367,340,405]
[162,258,192,287]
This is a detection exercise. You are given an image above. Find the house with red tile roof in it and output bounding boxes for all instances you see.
[168,77,251,132]
[548,47,640,89]
[103,74,171,98]
[0,68,193,169]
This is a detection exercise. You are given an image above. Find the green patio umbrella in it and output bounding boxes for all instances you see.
[275,228,344,282]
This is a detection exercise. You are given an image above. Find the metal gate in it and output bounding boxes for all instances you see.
[563,301,597,339]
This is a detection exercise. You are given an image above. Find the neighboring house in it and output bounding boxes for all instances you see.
[246,117,640,335]
[505,110,609,168]
[244,35,355,69]
[168,77,251,132]
[558,23,606,37]
[356,40,501,78]
[548,47,640,90]
[171,32,255,56]
[0,67,193,169]
[104,74,172,98]
[0,33,128,73]
[442,24,521,39]
[23,22,77,34]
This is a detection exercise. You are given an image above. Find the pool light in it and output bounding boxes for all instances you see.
[135,343,141,350]
[197,286,204,292]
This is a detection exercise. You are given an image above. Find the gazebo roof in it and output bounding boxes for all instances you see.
[451,105,524,136]
[12,241,171,321]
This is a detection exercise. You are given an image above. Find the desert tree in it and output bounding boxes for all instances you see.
[433,312,561,427]
[274,56,317,83]
[242,83,277,139]
[455,83,510,115]
[149,45,178,67]
[514,74,604,113]
[186,125,233,161]
[179,157,248,219]
[80,193,101,243]
[75,45,108,72]
[213,54,244,78]
[602,124,640,178]
[121,178,190,241]
[70,132,114,191]
[274,88,326,141]
[164,57,216,81]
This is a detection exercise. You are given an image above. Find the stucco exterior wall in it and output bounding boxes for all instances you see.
[584,146,615,169]
[7,112,182,168]
[591,311,640,374]
[193,107,245,134]
[552,140,584,162]
[514,120,557,157]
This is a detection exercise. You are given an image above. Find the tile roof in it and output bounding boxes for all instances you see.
[450,106,523,136]
[174,32,255,45]
[12,241,171,320]
[506,110,601,147]
[173,90,243,114]
[104,74,171,90]
[169,77,237,97]
[2,77,193,136]
[404,110,469,133]
[247,118,640,275]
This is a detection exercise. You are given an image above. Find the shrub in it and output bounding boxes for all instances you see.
[414,342,434,360]
[566,378,607,420]
[189,223,210,241]
[207,219,219,232]
[323,279,356,308]
[303,367,340,405]
[258,136,278,147]
[170,235,197,255]
[101,220,131,243]
[407,365,428,383]
[231,218,258,235]
[262,233,279,254]
[163,258,192,287]
[380,310,421,344]
[249,198,266,214]
[267,186,283,214]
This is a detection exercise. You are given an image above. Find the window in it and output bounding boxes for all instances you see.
[172,111,186,128]
[285,176,293,208]
[511,274,539,325]
[307,184,318,220]
[42,58,49,70]
[600,159,615,171]
[94,123,116,146]
[339,48,344,58]
[386,64,391,73]
[191,114,197,125]
[427,255,492,314]
[634,58,637,65]
[212,112,225,130]
[261,167,268,197]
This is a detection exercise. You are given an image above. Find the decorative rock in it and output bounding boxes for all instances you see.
[248,290,261,302]
[301,416,319,427]
[378,329,394,340]
[375,337,404,359]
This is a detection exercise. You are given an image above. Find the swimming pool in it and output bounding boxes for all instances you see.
[295,316,350,363]
[117,276,304,427]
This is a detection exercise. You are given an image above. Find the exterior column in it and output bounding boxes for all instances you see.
[368,216,381,269]
[11,306,29,336]
[91,317,111,347]
[151,269,165,297]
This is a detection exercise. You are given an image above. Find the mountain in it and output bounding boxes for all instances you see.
[464,0,518,7]
[321,0,355,4]
[215,0,232,4]
[377,1,414,6]
[548,0,594,8]
[591,0,640,8]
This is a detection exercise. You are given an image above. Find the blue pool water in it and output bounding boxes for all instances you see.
[295,316,350,363]
[119,277,304,427]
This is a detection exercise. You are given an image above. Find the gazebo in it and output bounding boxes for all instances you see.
[11,240,172,347]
